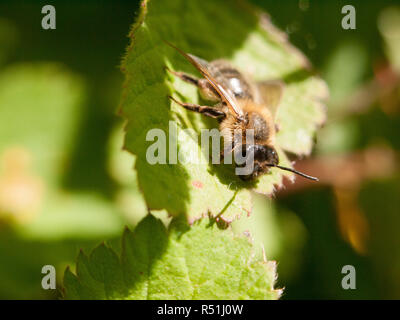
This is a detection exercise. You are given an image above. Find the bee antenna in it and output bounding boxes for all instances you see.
[268,164,319,181]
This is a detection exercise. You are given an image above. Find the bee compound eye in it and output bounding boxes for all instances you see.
[272,149,279,164]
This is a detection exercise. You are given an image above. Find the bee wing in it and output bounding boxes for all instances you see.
[166,42,244,119]
[256,80,285,119]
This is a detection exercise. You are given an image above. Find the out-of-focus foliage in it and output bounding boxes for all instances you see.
[378,6,400,71]
[0,18,18,66]
[0,1,147,299]
[254,0,400,299]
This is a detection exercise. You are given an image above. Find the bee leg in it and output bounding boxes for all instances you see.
[165,68,199,86]
[220,148,231,162]
[166,68,220,102]
[220,143,241,162]
[168,96,226,119]
[198,79,220,102]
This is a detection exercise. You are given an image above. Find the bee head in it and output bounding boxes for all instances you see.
[256,145,279,165]
[237,144,279,180]
[237,144,319,182]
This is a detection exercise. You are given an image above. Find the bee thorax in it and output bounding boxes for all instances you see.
[247,112,269,142]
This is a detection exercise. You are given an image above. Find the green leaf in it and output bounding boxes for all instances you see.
[232,193,307,281]
[63,214,281,300]
[119,0,327,222]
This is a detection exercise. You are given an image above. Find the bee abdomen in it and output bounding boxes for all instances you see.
[211,61,254,99]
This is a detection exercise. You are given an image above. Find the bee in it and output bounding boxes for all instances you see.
[166,42,318,181]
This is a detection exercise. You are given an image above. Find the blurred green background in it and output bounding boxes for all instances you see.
[0,0,399,299]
